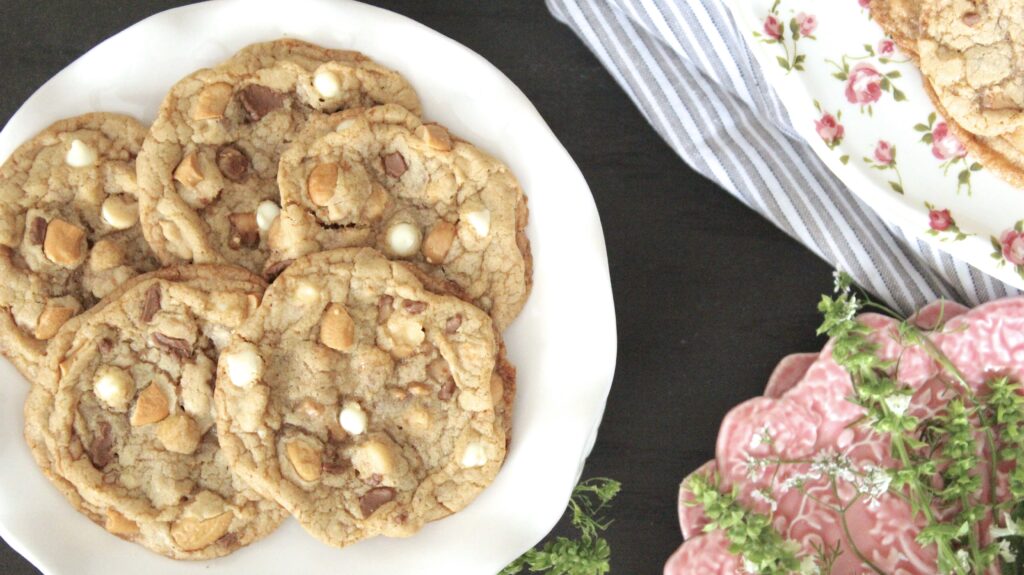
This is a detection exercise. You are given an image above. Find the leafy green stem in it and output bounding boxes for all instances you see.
[838,495,886,575]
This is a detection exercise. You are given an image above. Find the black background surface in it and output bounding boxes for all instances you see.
[0,1,836,573]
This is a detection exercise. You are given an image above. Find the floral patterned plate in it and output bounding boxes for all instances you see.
[722,0,1024,289]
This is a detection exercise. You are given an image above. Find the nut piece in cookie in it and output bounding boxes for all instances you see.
[285,438,323,482]
[156,414,202,454]
[194,83,233,121]
[130,383,169,427]
[320,303,355,352]
[43,219,87,267]
[35,301,79,340]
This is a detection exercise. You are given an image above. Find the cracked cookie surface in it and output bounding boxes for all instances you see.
[136,39,421,275]
[26,265,286,560]
[271,104,531,330]
[214,248,514,548]
[0,113,160,379]
[918,0,1024,137]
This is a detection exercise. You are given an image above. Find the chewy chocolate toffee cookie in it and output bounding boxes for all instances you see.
[918,0,1024,138]
[270,104,531,330]
[136,39,421,275]
[0,113,159,379]
[214,248,514,548]
[25,266,286,560]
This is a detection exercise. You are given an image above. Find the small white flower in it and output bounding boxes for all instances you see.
[884,394,911,417]
[832,270,851,295]
[749,425,774,449]
[999,539,1018,563]
[855,465,892,508]
[780,469,823,493]
[843,295,860,321]
[781,475,804,491]
[811,451,855,483]
[798,556,820,575]
[991,513,1021,539]
[742,556,760,574]
[955,549,970,572]
[750,488,778,513]
[745,456,768,480]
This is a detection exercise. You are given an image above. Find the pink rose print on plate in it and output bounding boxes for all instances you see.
[925,202,968,241]
[753,3,816,73]
[864,140,904,194]
[763,14,783,40]
[816,113,844,144]
[878,39,895,57]
[812,101,849,162]
[929,209,952,231]
[795,12,817,36]
[998,228,1024,266]
[873,140,893,164]
[991,222,1024,278]
[930,122,966,160]
[827,50,905,114]
[845,63,883,105]
[859,0,870,7]
[915,113,982,194]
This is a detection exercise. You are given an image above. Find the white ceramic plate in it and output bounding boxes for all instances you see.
[723,0,1024,290]
[0,1,617,573]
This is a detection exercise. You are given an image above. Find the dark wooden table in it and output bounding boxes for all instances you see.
[0,1,837,572]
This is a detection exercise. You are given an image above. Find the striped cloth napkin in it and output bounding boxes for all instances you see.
[545,0,1020,313]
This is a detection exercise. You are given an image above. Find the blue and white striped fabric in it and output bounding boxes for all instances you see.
[545,0,1020,313]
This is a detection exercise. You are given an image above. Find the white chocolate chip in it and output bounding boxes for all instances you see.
[255,200,281,232]
[93,366,134,411]
[223,343,263,388]
[460,442,488,468]
[204,324,231,350]
[294,281,320,304]
[335,118,356,132]
[465,209,491,237]
[313,70,342,99]
[338,402,368,435]
[386,222,422,257]
[65,139,98,168]
[101,195,139,230]
[354,439,398,476]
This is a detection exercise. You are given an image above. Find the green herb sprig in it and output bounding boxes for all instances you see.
[501,478,620,575]
[684,471,803,574]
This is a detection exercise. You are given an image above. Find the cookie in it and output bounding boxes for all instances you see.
[918,0,1024,137]
[213,248,514,548]
[270,104,531,330]
[136,39,422,275]
[869,0,922,60]
[29,265,287,560]
[922,80,1024,189]
[0,113,160,379]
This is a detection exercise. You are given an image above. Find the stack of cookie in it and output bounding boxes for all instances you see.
[872,0,1024,188]
[2,39,531,559]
